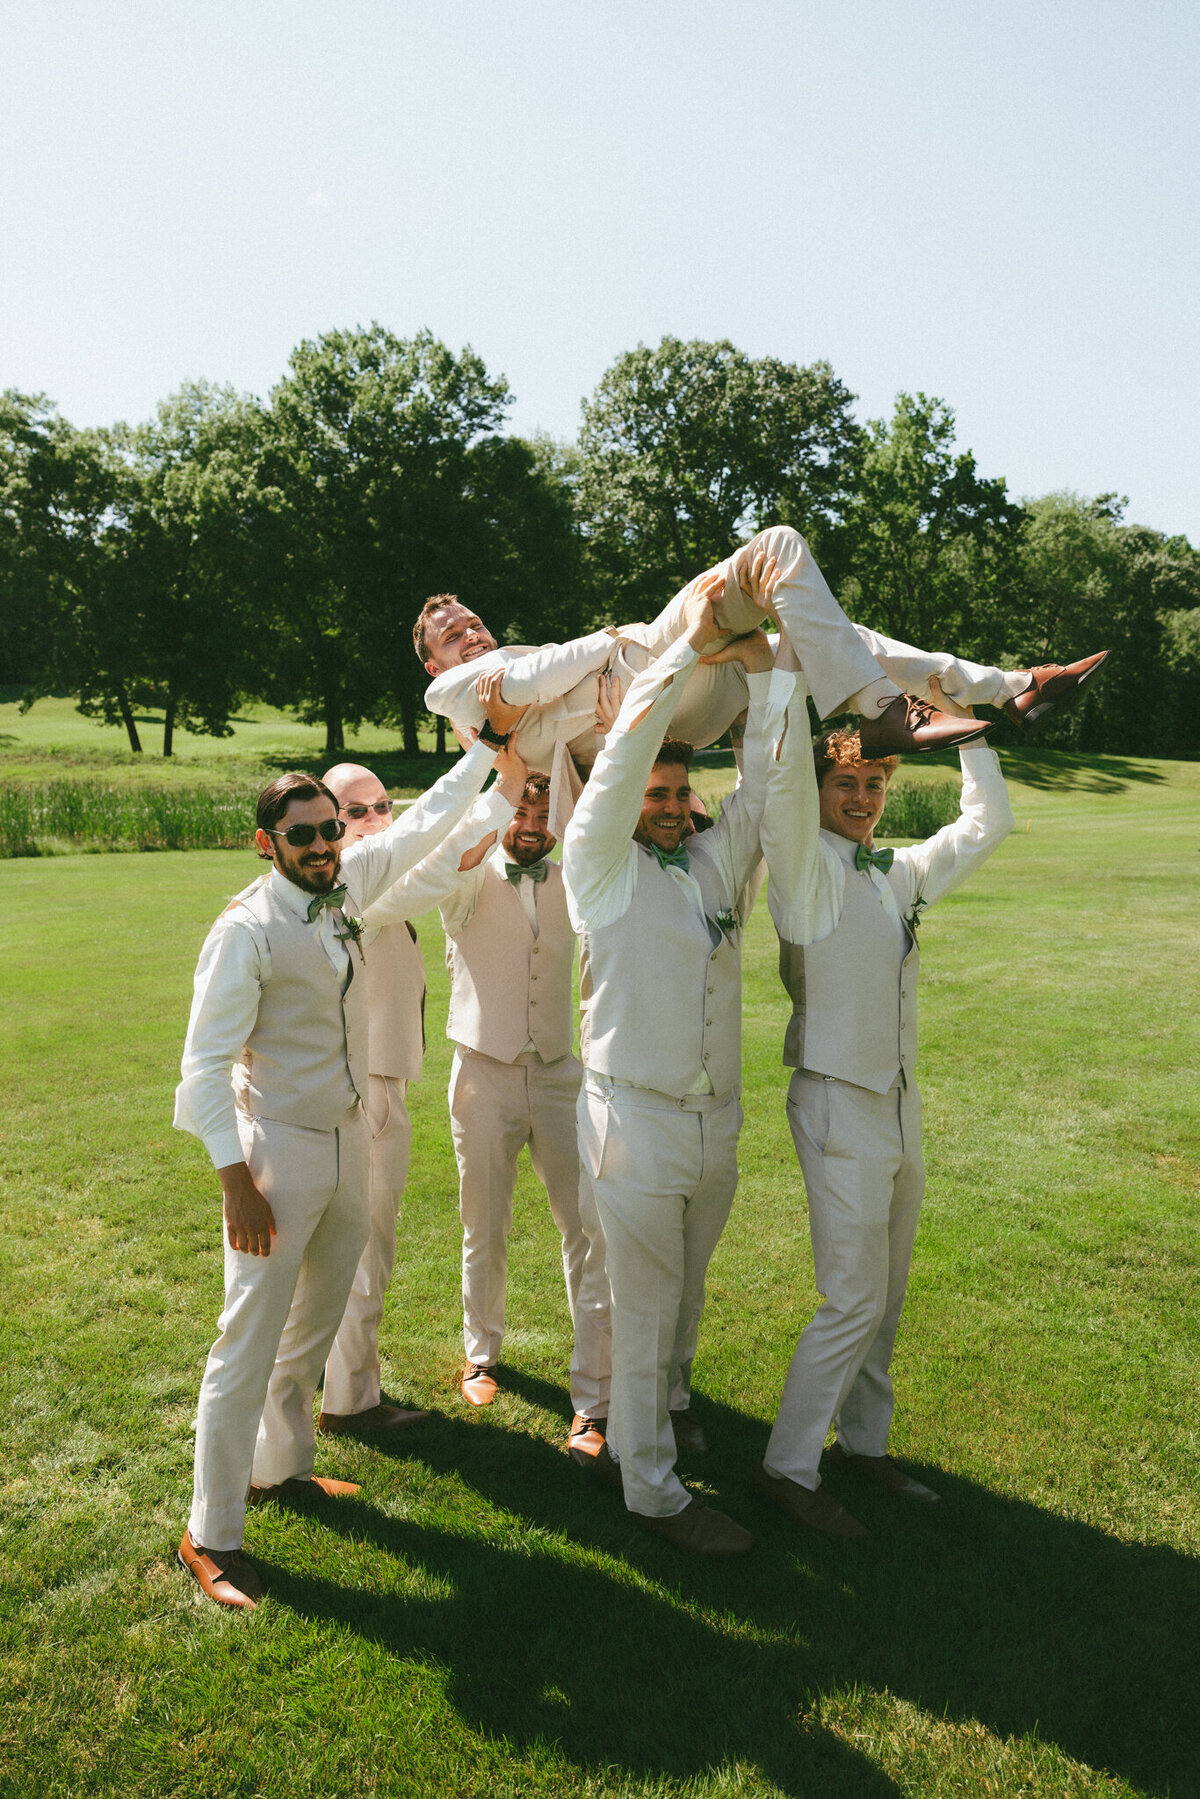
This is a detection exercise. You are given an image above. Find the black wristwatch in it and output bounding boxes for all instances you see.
[478,721,510,749]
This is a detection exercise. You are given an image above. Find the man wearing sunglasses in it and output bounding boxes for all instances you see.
[174,673,526,1612]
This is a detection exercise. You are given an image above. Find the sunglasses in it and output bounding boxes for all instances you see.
[342,799,394,820]
[266,818,346,848]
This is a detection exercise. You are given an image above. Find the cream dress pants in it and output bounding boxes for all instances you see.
[764,1071,925,1491]
[607,524,1022,749]
[188,1104,370,1552]
[449,1046,611,1418]
[322,1074,413,1416]
[579,1076,741,1519]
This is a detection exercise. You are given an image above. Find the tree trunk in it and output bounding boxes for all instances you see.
[399,688,421,757]
[116,684,142,754]
[323,694,344,758]
[163,691,176,758]
[435,714,446,754]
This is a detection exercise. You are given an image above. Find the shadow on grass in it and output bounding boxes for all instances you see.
[277,1400,1198,1796]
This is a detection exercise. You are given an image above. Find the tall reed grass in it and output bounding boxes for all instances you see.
[876,779,961,839]
[0,780,253,855]
[0,774,962,856]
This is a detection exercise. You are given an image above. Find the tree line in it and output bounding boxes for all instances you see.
[3,326,1198,760]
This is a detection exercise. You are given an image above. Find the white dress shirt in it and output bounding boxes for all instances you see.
[174,739,501,1169]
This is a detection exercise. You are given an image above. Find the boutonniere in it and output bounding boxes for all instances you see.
[714,906,741,939]
[335,912,367,964]
[904,895,927,937]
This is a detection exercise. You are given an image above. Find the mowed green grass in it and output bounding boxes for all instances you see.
[1,754,1197,1798]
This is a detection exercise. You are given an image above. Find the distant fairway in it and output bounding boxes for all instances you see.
[1,750,1197,1798]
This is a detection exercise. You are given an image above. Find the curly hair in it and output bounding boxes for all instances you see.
[812,727,898,786]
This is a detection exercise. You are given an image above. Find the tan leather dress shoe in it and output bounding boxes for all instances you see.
[1003,650,1110,726]
[178,1530,262,1610]
[752,1461,868,1540]
[318,1399,432,1434]
[248,1475,360,1507]
[461,1363,499,1406]
[669,1408,709,1453]
[828,1443,941,1504]
[566,1413,607,1465]
[638,1497,754,1556]
[860,694,992,757]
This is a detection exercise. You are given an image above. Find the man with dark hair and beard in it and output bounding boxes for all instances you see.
[174,674,525,1611]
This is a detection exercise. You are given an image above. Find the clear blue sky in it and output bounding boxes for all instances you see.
[3,0,1197,540]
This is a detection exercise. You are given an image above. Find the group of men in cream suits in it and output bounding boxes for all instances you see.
[175,523,1105,1604]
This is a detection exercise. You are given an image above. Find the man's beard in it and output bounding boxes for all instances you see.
[277,847,343,894]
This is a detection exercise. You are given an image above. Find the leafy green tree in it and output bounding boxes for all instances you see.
[115,383,270,755]
[576,337,864,622]
[837,392,1025,664]
[1017,492,1200,754]
[0,390,151,751]
[261,325,516,757]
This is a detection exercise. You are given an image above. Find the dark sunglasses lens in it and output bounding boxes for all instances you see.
[284,819,345,847]
[345,801,393,819]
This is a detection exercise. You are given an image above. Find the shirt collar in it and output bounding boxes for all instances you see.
[820,827,868,868]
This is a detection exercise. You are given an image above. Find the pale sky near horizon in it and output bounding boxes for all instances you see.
[3,1,1197,541]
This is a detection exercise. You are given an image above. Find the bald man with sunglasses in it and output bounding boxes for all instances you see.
[174,675,524,1612]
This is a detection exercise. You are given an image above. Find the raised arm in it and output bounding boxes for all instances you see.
[888,678,1015,917]
[760,631,842,947]
[562,573,724,930]
[889,744,1015,917]
[363,741,528,930]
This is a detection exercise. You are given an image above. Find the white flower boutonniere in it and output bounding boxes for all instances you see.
[714,906,741,939]
[335,913,367,964]
[904,895,928,937]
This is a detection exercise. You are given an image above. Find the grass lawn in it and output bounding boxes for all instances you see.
[0,692,454,794]
[1,751,1197,1797]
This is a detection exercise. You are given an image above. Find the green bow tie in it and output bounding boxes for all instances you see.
[307,885,349,921]
[505,860,548,883]
[650,842,691,873]
[854,843,894,875]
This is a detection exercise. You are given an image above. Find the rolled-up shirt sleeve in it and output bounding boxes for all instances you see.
[173,916,264,1171]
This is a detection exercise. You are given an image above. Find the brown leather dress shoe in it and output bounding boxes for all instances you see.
[859,693,992,757]
[178,1530,263,1610]
[318,1399,433,1434]
[566,1413,607,1465]
[752,1460,868,1540]
[669,1409,709,1454]
[1003,650,1110,726]
[461,1363,499,1406]
[248,1475,360,1507]
[828,1443,941,1504]
[638,1497,754,1556]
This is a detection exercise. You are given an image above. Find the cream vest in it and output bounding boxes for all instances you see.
[366,920,426,1081]
[233,878,366,1129]
[579,845,743,1100]
[445,861,575,1064]
[779,849,917,1095]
